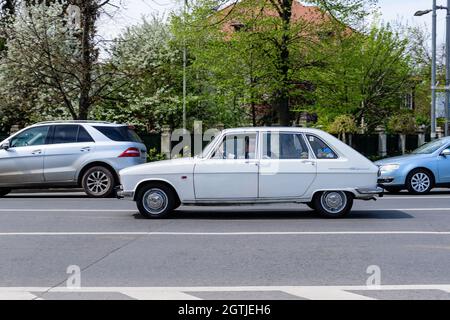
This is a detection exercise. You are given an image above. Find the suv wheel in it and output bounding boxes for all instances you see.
[313,191,353,218]
[136,184,176,219]
[0,188,11,197]
[406,169,433,194]
[82,166,115,198]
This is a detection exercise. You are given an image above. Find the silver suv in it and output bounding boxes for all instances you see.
[0,121,147,198]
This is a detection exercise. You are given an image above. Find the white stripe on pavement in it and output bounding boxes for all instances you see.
[2,285,450,300]
[1,207,450,212]
[0,231,449,236]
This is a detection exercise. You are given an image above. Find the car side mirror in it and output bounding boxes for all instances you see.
[0,141,10,151]
[441,149,450,157]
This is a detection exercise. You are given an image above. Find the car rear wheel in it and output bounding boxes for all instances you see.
[0,188,11,197]
[82,166,115,198]
[136,184,176,219]
[406,169,433,194]
[312,191,353,218]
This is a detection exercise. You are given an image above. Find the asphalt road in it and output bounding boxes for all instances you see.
[1,190,450,300]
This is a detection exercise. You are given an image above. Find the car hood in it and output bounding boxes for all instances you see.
[119,157,196,176]
[375,153,431,166]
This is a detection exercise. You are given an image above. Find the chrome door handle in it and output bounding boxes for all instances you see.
[302,160,316,165]
[80,147,91,152]
[31,149,42,155]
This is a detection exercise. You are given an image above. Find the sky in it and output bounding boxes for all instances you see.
[97,0,445,41]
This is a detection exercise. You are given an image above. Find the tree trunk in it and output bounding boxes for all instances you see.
[76,0,95,120]
[275,0,292,126]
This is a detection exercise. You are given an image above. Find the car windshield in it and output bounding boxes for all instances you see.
[412,139,448,154]
[199,134,221,158]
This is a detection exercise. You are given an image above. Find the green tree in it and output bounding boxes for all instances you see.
[310,24,413,131]
[172,0,377,126]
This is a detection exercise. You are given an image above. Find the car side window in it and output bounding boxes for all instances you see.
[211,134,257,160]
[262,132,309,159]
[77,126,95,143]
[51,125,94,144]
[306,135,338,159]
[10,126,50,148]
[52,125,78,144]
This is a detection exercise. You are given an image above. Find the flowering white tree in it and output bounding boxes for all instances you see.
[0,0,122,126]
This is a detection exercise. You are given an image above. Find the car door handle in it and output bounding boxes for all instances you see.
[302,160,316,165]
[31,149,42,155]
[80,147,91,152]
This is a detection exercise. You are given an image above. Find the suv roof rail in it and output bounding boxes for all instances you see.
[34,120,114,125]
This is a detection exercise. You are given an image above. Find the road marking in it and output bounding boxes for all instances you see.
[1,207,450,212]
[382,196,450,200]
[0,231,450,236]
[121,290,200,300]
[0,209,132,212]
[1,285,450,300]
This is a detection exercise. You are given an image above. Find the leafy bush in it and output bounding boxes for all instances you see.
[387,112,417,134]
[147,148,166,162]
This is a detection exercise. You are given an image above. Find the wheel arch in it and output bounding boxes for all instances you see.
[406,167,436,186]
[134,179,181,206]
[77,161,119,187]
[311,189,356,200]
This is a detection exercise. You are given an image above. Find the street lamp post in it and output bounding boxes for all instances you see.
[446,0,450,136]
[414,1,449,139]
[415,2,438,139]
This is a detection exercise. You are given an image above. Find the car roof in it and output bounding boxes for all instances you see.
[30,121,127,127]
[222,127,324,134]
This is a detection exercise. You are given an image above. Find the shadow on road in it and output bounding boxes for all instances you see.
[5,194,89,199]
[132,209,413,220]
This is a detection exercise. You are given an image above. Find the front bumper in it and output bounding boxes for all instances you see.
[115,185,134,200]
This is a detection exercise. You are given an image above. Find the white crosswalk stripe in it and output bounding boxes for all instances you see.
[0,285,450,300]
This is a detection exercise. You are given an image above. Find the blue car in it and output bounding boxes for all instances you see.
[375,137,450,194]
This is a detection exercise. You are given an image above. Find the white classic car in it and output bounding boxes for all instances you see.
[118,127,383,218]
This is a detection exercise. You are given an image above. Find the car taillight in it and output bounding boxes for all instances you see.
[119,147,140,158]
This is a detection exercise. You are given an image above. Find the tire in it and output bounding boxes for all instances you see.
[383,187,403,194]
[0,188,11,197]
[82,166,115,198]
[305,202,316,210]
[313,191,353,218]
[406,169,433,195]
[136,183,177,219]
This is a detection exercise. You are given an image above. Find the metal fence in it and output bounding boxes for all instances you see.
[0,132,431,160]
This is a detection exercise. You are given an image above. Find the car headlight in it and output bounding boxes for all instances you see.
[379,164,400,172]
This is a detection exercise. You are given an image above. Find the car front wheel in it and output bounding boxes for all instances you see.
[0,188,11,197]
[136,184,177,219]
[312,191,353,218]
[406,169,433,194]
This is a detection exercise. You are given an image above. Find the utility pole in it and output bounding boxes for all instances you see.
[432,0,438,139]
[415,2,442,139]
[446,0,450,136]
[182,0,188,130]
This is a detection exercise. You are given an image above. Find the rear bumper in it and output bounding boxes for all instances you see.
[355,187,384,198]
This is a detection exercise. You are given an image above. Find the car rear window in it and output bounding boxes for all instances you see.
[93,126,142,143]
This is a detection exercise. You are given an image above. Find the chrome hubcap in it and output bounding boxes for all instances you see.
[143,189,168,215]
[411,173,430,193]
[320,191,347,214]
[87,171,111,195]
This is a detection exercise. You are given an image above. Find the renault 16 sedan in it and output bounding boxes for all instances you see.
[118,127,383,218]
